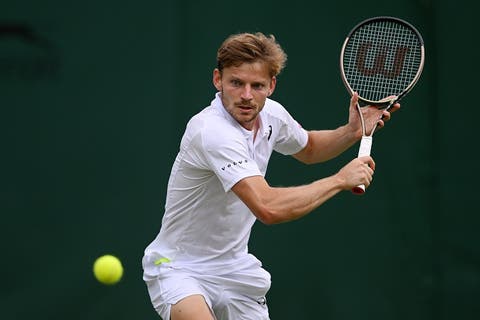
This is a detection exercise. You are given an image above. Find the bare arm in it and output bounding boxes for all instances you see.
[292,126,357,164]
[231,155,375,225]
[293,93,399,164]
[232,94,400,224]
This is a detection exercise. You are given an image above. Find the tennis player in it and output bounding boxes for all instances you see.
[142,32,399,320]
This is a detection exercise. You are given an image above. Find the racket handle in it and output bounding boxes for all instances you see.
[352,136,372,195]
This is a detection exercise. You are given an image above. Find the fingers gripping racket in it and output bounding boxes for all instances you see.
[340,16,425,194]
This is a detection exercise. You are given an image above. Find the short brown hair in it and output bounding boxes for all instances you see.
[216,32,287,77]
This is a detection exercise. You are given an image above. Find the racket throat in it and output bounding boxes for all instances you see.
[357,97,396,109]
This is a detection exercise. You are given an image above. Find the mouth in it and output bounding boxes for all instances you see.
[237,104,255,111]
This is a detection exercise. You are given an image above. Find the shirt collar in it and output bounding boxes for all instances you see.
[211,92,255,139]
[211,92,272,141]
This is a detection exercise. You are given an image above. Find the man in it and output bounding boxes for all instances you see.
[142,32,399,320]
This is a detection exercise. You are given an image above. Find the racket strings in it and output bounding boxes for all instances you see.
[343,20,423,103]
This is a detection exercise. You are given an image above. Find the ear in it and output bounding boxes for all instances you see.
[213,69,222,91]
[268,76,277,96]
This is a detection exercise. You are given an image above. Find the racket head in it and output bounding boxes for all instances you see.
[340,16,425,108]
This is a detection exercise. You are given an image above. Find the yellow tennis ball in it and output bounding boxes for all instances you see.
[93,254,123,285]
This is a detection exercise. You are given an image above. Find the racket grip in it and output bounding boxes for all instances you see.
[352,136,372,195]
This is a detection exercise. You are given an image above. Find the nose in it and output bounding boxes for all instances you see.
[241,84,253,100]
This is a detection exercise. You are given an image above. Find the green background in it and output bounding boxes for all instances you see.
[1,0,478,319]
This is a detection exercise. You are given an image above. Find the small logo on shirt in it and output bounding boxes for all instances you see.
[257,297,267,306]
[221,159,248,171]
[267,125,272,141]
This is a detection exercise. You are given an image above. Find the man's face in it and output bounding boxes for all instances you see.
[213,62,276,130]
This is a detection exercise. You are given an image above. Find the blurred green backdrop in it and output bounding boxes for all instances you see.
[1,0,479,319]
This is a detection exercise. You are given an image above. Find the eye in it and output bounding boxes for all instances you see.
[252,83,266,90]
[231,79,242,87]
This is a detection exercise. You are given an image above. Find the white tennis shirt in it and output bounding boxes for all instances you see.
[143,92,308,275]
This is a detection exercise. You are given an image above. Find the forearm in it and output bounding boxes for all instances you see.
[233,175,346,225]
[262,176,345,223]
[294,125,360,164]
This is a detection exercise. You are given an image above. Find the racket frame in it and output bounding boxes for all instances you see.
[339,16,425,194]
[340,16,425,108]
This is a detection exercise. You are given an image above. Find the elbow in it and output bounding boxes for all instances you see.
[253,206,282,225]
[298,156,316,165]
[258,216,277,226]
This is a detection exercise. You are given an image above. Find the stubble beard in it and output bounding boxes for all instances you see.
[221,89,258,129]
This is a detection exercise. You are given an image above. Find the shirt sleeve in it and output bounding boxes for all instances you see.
[200,126,263,192]
[272,105,309,155]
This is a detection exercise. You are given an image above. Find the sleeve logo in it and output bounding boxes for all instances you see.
[221,159,248,171]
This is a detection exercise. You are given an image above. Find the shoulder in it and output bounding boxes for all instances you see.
[262,98,308,154]
[186,106,227,133]
[185,107,244,150]
[261,98,305,132]
[262,98,287,115]
[261,98,295,123]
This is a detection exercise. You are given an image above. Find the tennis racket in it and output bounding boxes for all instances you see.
[340,16,425,194]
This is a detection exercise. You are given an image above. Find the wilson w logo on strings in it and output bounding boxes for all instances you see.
[356,42,409,79]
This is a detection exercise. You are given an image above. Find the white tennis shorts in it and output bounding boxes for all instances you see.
[143,257,271,320]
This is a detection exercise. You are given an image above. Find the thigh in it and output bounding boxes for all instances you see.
[145,268,214,320]
[213,266,271,320]
[216,290,270,320]
[171,294,215,320]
